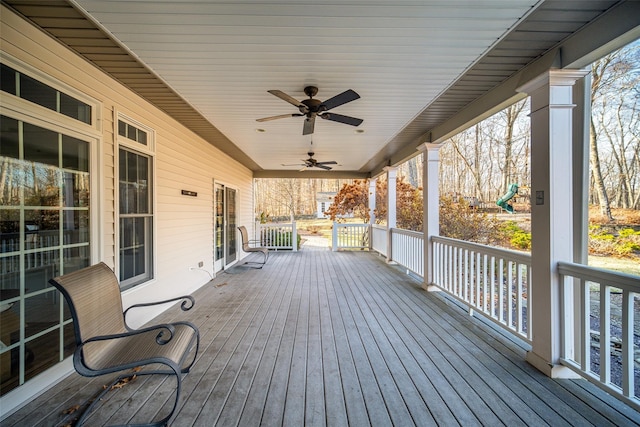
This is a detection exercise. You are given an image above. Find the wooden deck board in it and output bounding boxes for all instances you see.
[3,249,640,427]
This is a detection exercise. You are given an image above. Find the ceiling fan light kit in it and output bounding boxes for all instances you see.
[257,86,363,135]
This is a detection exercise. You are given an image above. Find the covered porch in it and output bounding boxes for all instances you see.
[1,0,640,423]
[4,248,639,426]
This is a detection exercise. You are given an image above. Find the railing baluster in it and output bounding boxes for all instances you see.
[507,260,514,329]
[498,258,504,323]
[483,254,488,314]
[490,255,496,318]
[580,278,589,373]
[475,252,481,308]
[516,262,523,334]
[622,289,633,398]
[601,285,611,384]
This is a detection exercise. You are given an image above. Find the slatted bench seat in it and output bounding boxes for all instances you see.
[48,262,200,427]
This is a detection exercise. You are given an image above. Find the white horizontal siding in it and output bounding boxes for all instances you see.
[1,1,254,331]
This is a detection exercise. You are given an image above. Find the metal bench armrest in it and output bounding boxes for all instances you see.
[124,295,195,329]
[81,323,178,346]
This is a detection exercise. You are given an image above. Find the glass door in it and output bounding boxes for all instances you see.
[213,183,237,272]
[225,187,237,264]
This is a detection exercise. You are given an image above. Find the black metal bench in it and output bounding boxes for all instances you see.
[49,262,200,426]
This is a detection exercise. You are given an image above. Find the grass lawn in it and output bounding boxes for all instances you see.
[588,255,640,276]
[296,218,364,241]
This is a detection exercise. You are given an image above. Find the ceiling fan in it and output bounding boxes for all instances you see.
[257,86,363,135]
[282,151,338,171]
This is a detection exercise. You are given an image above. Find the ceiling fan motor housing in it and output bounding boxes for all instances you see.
[300,98,323,115]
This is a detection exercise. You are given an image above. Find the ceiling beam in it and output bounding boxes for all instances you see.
[560,1,640,69]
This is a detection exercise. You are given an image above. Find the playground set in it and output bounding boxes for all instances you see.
[496,183,519,213]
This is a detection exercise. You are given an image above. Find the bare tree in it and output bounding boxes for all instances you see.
[589,41,640,218]
[499,101,527,194]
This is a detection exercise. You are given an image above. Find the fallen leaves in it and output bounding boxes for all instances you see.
[62,404,80,415]
[104,366,142,390]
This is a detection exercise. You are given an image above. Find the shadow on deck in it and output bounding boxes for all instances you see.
[5,250,640,426]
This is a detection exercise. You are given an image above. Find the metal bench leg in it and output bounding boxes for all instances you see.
[76,364,182,427]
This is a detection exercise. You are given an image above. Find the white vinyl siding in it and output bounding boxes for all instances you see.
[1,4,253,411]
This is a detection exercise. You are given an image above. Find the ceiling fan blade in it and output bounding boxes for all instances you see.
[321,89,360,111]
[268,90,304,108]
[320,113,363,127]
[256,113,302,122]
[314,164,333,170]
[315,160,338,165]
[299,166,308,172]
[302,116,316,135]
[281,163,305,167]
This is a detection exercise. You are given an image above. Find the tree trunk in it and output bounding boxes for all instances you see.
[589,118,613,220]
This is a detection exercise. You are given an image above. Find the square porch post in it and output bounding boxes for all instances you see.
[368,177,377,251]
[517,69,588,378]
[369,177,377,226]
[385,166,397,263]
[418,143,441,291]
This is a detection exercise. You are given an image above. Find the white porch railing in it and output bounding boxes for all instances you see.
[432,236,532,343]
[371,225,387,256]
[390,228,423,277]
[332,223,369,251]
[361,226,640,409]
[557,262,639,411]
[257,222,297,251]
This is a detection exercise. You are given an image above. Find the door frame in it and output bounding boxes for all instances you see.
[213,180,238,272]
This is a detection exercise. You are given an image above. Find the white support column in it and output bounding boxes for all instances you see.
[571,74,591,364]
[369,177,377,225]
[572,74,591,265]
[517,69,588,378]
[292,221,298,252]
[385,166,397,263]
[418,144,441,291]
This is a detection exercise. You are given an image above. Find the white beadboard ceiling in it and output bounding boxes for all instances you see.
[5,0,637,176]
[73,0,539,172]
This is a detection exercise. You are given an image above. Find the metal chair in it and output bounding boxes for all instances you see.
[238,226,269,268]
[48,262,200,426]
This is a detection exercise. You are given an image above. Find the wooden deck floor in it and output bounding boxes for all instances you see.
[4,249,640,426]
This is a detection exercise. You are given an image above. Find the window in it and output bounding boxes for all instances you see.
[118,120,147,146]
[0,115,91,396]
[117,118,154,289]
[1,63,92,124]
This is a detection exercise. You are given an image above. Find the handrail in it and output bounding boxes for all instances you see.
[557,262,639,291]
[557,261,639,411]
